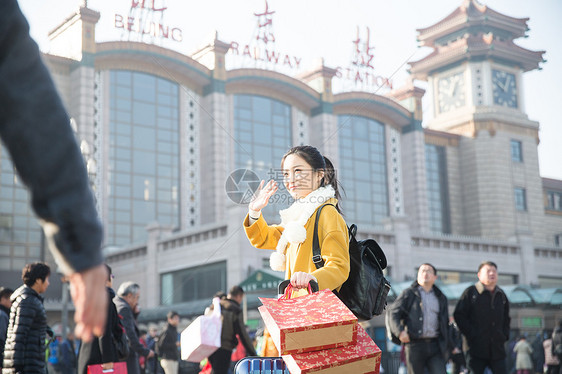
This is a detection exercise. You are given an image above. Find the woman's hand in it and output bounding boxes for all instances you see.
[248,180,278,212]
[101,362,114,370]
[290,272,318,290]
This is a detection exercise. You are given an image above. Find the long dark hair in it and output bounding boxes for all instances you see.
[281,145,343,212]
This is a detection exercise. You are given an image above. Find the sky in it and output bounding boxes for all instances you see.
[18,0,562,180]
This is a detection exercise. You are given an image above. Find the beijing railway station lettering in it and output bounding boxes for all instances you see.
[114,0,183,42]
[229,42,302,69]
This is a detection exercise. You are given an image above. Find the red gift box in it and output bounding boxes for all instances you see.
[87,362,127,374]
[282,324,382,374]
[258,289,358,355]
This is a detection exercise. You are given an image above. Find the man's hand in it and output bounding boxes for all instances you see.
[69,264,108,342]
[147,350,155,358]
[399,330,410,343]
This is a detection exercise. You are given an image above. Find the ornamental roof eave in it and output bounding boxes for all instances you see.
[225,68,321,113]
[333,91,412,129]
[409,37,545,80]
[95,41,212,90]
[417,0,529,47]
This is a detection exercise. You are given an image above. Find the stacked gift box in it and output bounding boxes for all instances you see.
[258,288,382,374]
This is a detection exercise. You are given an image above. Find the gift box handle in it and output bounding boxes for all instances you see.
[278,279,319,299]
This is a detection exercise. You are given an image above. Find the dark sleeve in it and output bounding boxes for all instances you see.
[0,0,103,275]
[235,312,256,356]
[0,311,7,345]
[160,328,177,354]
[453,288,472,339]
[502,293,510,341]
[387,290,410,337]
[11,299,36,368]
[99,293,118,362]
[120,307,149,356]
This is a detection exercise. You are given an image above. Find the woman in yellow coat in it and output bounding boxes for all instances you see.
[243,145,350,291]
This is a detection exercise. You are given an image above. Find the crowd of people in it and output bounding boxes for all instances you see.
[0,261,263,374]
[387,262,562,374]
[1,2,561,374]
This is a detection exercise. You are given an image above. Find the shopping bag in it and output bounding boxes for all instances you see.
[181,297,222,362]
[258,286,357,355]
[87,362,127,374]
[282,324,382,374]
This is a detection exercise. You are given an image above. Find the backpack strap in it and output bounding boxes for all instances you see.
[312,203,336,269]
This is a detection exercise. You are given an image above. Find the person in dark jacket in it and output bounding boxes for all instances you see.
[449,319,466,374]
[115,282,154,374]
[0,287,13,369]
[145,327,162,374]
[77,264,123,374]
[454,261,510,374]
[59,332,78,374]
[1,0,107,344]
[209,286,257,374]
[388,263,450,374]
[158,311,180,374]
[2,262,51,374]
[552,320,562,374]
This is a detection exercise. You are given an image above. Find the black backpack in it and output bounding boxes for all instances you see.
[312,204,391,320]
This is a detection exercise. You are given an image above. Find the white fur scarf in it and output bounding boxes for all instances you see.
[270,185,336,271]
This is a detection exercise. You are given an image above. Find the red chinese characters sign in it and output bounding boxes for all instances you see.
[228,0,302,71]
[114,0,183,42]
[335,26,393,91]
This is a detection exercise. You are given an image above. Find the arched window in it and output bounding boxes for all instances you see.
[338,115,388,227]
[107,70,180,245]
[234,95,292,221]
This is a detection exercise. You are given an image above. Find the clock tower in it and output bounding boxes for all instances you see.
[408,0,547,243]
[410,0,544,131]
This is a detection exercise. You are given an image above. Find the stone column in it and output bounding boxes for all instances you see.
[192,34,230,224]
[300,60,339,163]
[386,216,413,282]
[517,231,538,285]
[145,222,162,308]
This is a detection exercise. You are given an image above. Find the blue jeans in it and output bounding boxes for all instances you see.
[405,339,447,374]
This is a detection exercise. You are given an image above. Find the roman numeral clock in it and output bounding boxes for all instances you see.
[492,69,518,108]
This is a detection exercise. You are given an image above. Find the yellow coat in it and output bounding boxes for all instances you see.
[243,198,350,291]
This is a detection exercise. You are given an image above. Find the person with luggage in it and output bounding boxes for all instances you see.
[77,264,122,374]
[208,286,256,374]
[243,145,350,292]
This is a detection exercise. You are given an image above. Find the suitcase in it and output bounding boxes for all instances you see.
[234,357,290,374]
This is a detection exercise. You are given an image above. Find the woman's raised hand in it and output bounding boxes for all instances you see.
[249,180,278,212]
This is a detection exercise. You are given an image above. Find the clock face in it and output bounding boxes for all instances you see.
[492,69,517,108]
[438,72,466,113]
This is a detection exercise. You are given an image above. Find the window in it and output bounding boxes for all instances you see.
[338,115,388,227]
[510,140,522,162]
[233,95,292,221]
[514,187,527,211]
[555,234,562,247]
[425,144,451,233]
[546,191,562,211]
[0,147,42,270]
[160,261,227,305]
[107,71,180,245]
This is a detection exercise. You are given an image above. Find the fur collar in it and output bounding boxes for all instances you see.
[270,185,335,271]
